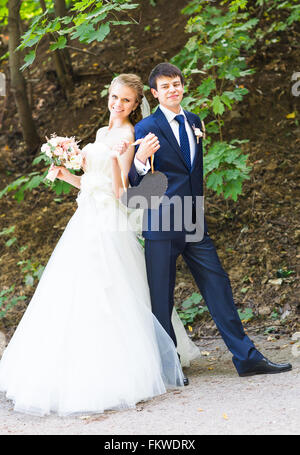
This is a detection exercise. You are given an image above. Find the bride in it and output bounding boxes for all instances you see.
[0,74,200,417]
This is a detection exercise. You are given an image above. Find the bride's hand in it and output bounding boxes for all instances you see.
[50,165,72,181]
[112,140,130,160]
[136,133,160,164]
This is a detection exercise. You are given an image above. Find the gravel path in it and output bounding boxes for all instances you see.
[0,334,299,435]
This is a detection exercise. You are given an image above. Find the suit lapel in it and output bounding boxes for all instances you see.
[153,107,189,170]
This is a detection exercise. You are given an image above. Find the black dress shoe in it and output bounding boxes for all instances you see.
[239,358,292,377]
[183,375,189,386]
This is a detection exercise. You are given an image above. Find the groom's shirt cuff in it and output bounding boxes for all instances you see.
[134,156,150,175]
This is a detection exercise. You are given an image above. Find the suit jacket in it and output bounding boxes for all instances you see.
[128,106,207,240]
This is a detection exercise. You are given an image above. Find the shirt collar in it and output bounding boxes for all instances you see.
[159,104,185,124]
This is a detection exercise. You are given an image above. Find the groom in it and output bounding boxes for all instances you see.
[128,63,292,381]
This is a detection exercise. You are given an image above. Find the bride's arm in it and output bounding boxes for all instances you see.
[50,165,82,189]
[110,132,135,198]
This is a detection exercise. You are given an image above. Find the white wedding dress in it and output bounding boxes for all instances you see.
[0,127,200,417]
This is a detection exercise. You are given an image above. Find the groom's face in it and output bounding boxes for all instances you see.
[151,76,184,113]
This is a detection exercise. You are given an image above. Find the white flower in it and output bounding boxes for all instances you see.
[49,137,60,147]
[193,127,203,137]
[41,143,52,158]
[63,151,69,161]
[53,146,64,157]
[192,124,205,143]
[68,154,83,170]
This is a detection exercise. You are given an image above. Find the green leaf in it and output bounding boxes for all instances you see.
[0,176,28,198]
[208,29,226,43]
[20,50,36,71]
[5,237,17,247]
[205,120,219,134]
[23,174,45,192]
[223,149,240,164]
[189,292,203,304]
[85,5,108,20]
[15,189,25,202]
[71,1,95,13]
[87,22,110,43]
[32,154,50,166]
[24,274,34,287]
[241,287,249,294]
[238,307,253,322]
[206,172,223,190]
[50,36,67,51]
[220,93,234,109]
[70,21,95,40]
[53,180,72,195]
[212,95,225,115]
[61,16,73,25]
[223,179,242,201]
[197,77,216,97]
[22,34,41,48]
[0,225,15,236]
[182,293,203,308]
[0,51,9,61]
[119,3,139,10]
[110,20,132,26]
[181,96,196,110]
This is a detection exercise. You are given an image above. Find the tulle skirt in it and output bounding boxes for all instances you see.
[0,195,188,416]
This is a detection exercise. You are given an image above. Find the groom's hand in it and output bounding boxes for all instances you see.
[136,133,160,165]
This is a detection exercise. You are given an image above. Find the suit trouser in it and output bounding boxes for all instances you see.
[144,233,263,374]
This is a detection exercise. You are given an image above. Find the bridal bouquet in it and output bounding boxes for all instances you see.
[41,134,83,182]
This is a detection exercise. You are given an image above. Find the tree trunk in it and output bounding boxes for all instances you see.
[54,0,67,17]
[40,0,74,99]
[8,0,40,152]
[54,0,74,79]
[39,0,47,11]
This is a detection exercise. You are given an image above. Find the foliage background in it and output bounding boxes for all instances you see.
[0,0,299,340]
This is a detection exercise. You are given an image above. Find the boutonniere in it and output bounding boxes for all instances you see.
[192,121,206,143]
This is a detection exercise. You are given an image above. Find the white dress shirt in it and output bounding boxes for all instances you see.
[134,104,196,175]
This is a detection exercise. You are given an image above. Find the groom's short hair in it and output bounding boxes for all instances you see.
[149,63,184,90]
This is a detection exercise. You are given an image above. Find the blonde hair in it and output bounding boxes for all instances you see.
[109,73,144,124]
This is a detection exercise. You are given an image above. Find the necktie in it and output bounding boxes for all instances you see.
[174,114,191,170]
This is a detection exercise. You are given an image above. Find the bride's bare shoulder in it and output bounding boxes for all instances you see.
[119,124,135,141]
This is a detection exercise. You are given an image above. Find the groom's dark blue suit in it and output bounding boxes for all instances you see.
[129,106,263,374]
